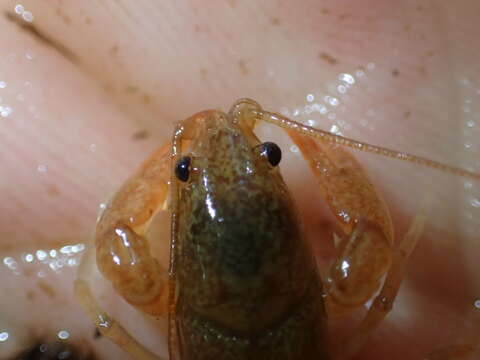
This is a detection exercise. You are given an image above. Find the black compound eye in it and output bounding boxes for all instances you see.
[175,156,191,182]
[259,142,282,167]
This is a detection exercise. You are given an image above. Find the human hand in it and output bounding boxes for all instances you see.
[0,1,479,359]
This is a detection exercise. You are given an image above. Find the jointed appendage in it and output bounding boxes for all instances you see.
[75,99,479,360]
[233,98,478,358]
[338,193,431,359]
[75,143,173,360]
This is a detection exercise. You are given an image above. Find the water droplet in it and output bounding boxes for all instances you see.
[460,77,471,86]
[24,253,34,263]
[328,97,339,106]
[474,299,480,309]
[367,62,375,71]
[0,106,13,118]
[37,164,48,173]
[72,243,86,253]
[464,181,473,190]
[355,70,365,77]
[0,81,7,89]
[58,330,70,340]
[327,112,336,120]
[60,246,72,255]
[49,249,57,258]
[290,145,299,153]
[466,120,476,128]
[337,85,347,94]
[330,124,341,135]
[0,331,9,342]
[303,105,312,114]
[470,198,480,208]
[306,119,316,127]
[36,250,47,261]
[89,143,97,152]
[14,4,24,14]
[67,258,77,267]
[25,52,34,60]
[22,11,34,22]
[3,257,18,270]
[306,94,314,102]
[339,73,355,85]
[465,141,472,149]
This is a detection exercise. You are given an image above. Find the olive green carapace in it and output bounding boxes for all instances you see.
[175,112,329,359]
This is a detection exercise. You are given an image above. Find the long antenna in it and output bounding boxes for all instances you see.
[254,109,480,181]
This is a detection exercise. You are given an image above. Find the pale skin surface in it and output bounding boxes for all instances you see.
[0,0,479,359]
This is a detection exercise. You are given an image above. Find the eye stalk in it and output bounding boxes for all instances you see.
[175,156,191,182]
[258,142,282,167]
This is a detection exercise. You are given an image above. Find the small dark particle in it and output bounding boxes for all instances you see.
[392,68,400,77]
[93,328,102,340]
[125,85,139,94]
[338,13,350,21]
[270,17,282,26]
[319,52,338,65]
[404,110,411,118]
[84,17,92,25]
[109,45,119,56]
[417,65,427,76]
[37,280,56,299]
[46,184,60,197]
[56,8,72,25]
[26,290,36,301]
[320,8,330,15]
[142,93,152,104]
[13,341,95,360]
[132,129,149,141]
[238,59,249,75]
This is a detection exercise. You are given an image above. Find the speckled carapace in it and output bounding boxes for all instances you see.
[174,110,328,359]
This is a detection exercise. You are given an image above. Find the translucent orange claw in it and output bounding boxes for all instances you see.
[95,143,171,316]
[75,144,173,360]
